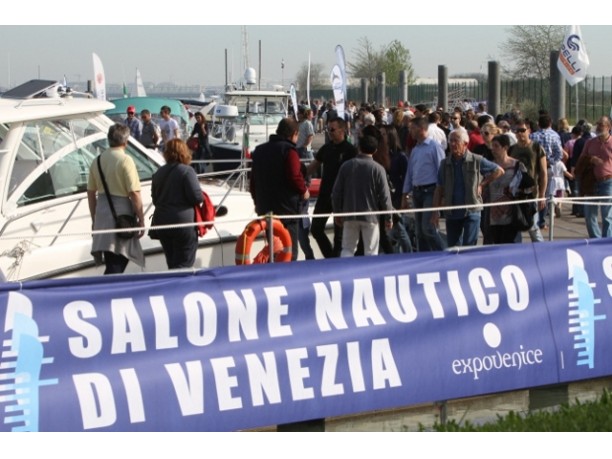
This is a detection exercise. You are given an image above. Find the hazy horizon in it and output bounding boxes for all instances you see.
[1,24,610,93]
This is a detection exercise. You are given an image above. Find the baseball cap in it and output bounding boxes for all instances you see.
[127,105,136,114]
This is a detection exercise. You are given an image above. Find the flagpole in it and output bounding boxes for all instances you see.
[575,83,579,122]
[281,58,285,89]
[557,23,590,119]
[307,52,311,108]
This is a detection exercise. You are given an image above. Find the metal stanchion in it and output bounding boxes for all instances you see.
[548,196,555,241]
[266,212,274,264]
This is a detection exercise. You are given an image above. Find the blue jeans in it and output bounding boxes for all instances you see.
[412,186,446,252]
[584,178,612,238]
[446,212,481,247]
[387,215,413,253]
[538,166,553,228]
[572,180,584,216]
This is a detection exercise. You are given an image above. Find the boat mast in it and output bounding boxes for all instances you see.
[242,26,249,74]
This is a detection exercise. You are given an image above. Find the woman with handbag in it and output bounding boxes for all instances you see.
[486,134,527,244]
[87,124,145,274]
[188,111,211,174]
[151,139,204,269]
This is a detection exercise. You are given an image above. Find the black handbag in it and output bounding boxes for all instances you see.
[511,163,537,232]
[512,199,537,231]
[97,156,139,240]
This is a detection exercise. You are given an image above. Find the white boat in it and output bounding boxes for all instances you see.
[208,68,290,173]
[0,79,260,282]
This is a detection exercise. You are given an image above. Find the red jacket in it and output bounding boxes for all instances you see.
[468,130,485,151]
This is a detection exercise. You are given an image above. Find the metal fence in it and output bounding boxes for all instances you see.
[310,76,612,124]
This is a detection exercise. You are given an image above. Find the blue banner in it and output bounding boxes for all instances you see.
[1,239,612,431]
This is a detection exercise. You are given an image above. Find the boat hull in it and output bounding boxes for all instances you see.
[209,142,244,173]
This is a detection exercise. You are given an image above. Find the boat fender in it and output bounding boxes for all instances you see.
[235,218,292,265]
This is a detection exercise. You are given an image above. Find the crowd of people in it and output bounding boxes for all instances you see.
[255,97,612,261]
[89,98,612,273]
[120,103,211,174]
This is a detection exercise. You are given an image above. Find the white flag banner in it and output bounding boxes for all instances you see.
[92,53,106,101]
[557,25,590,86]
[330,64,345,119]
[335,45,347,116]
[290,84,298,121]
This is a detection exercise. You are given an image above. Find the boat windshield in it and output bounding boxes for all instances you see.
[3,118,159,207]
[227,95,287,116]
[246,113,285,126]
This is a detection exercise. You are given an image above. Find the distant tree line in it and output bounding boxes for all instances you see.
[295,26,567,92]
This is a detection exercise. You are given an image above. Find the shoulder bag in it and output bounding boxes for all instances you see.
[97,156,139,239]
[510,162,537,232]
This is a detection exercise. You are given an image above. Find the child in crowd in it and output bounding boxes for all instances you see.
[549,160,574,217]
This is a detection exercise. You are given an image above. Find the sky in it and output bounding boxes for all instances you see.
[2,5,610,93]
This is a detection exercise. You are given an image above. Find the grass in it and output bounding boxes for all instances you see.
[421,390,612,432]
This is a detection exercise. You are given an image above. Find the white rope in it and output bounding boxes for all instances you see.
[0,194,607,241]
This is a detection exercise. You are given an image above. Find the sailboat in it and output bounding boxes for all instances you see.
[135,68,147,97]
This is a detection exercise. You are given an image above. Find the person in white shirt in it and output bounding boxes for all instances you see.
[159,105,180,149]
[427,111,447,150]
[296,107,315,156]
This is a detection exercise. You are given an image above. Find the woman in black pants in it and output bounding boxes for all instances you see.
[151,139,203,269]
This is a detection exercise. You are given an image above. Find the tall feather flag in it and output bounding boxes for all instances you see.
[92,53,106,101]
[557,25,590,86]
[330,64,345,119]
[333,45,347,119]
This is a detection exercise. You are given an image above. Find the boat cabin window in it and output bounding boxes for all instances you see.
[248,114,284,126]
[228,96,287,117]
[9,118,159,207]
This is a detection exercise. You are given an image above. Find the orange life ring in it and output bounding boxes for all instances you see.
[235,218,292,265]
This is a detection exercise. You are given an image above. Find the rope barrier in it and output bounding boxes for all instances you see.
[1,194,609,242]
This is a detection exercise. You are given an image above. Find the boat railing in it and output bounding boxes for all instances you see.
[195,165,251,208]
[14,98,67,109]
